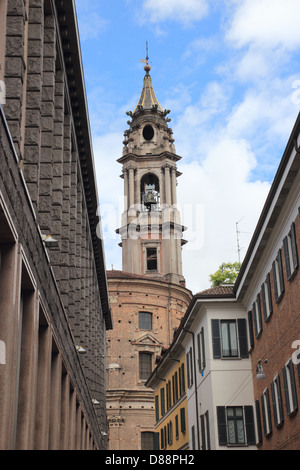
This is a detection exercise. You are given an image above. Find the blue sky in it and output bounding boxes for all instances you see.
[75,0,300,293]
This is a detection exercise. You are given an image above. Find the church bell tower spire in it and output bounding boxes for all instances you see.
[117,54,187,286]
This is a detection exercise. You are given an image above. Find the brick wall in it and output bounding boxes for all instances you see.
[249,212,300,450]
[106,272,192,450]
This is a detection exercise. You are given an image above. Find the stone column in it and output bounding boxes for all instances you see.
[0,243,20,450]
[76,404,82,450]
[60,372,70,450]
[128,166,135,210]
[164,165,171,207]
[68,388,77,450]
[171,167,177,206]
[49,352,62,450]
[34,320,52,449]
[15,289,39,450]
[123,169,128,211]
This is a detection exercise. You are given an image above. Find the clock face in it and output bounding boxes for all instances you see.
[143,125,154,141]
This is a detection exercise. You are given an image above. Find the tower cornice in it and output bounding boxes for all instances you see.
[117,151,182,165]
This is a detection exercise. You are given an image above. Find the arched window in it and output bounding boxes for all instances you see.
[140,173,160,211]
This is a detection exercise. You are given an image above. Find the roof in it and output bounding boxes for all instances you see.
[133,69,164,115]
[107,270,157,282]
[195,284,235,298]
[107,269,179,285]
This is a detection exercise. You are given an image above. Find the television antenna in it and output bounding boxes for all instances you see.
[236,218,248,264]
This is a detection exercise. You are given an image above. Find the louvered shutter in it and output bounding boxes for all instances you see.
[282,366,290,416]
[267,273,273,316]
[201,327,206,369]
[217,406,227,446]
[278,249,285,295]
[272,260,279,301]
[211,319,221,359]
[248,311,254,349]
[283,236,292,280]
[291,222,299,270]
[154,432,160,450]
[238,318,249,358]
[255,400,262,444]
[244,406,256,445]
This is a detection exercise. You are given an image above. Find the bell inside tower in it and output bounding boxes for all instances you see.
[141,173,160,211]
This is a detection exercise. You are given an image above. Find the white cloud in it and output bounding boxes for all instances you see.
[166,79,272,292]
[140,0,209,26]
[226,0,300,51]
[178,138,271,293]
[226,75,300,150]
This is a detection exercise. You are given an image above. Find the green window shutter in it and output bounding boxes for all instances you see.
[217,406,227,446]
[283,236,292,280]
[244,406,256,445]
[154,432,160,450]
[282,366,290,416]
[272,260,279,301]
[155,395,159,422]
[160,388,165,416]
[248,311,254,349]
[237,318,249,358]
[201,327,206,369]
[255,400,262,445]
[291,222,299,270]
[266,273,273,316]
[211,320,221,359]
[180,408,186,434]
[278,249,285,296]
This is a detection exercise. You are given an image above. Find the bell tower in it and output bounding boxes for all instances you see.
[117,55,187,286]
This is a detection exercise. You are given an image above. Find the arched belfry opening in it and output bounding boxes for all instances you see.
[141,173,160,211]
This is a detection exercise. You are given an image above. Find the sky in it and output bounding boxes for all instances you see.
[75,0,300,294]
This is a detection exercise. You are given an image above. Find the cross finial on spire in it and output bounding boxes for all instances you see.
[146,41,149,63]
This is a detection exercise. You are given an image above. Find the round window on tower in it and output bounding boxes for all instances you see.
[143,125,154,141]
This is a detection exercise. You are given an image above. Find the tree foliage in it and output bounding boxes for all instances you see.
[209,262,241,287]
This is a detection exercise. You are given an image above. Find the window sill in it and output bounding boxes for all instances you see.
[288,408,298,418]
[226,443,249,448]
[221,356,242,360]
[287,267,298,282]
[275,291,285,304]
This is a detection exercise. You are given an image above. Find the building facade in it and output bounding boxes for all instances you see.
[0,0,112,450]
[235,112,300,450]
[106,59,192,450]
[181,286,257,450]
[146,344,189,450]
[147,285,257,451]
[146,111,300,451]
